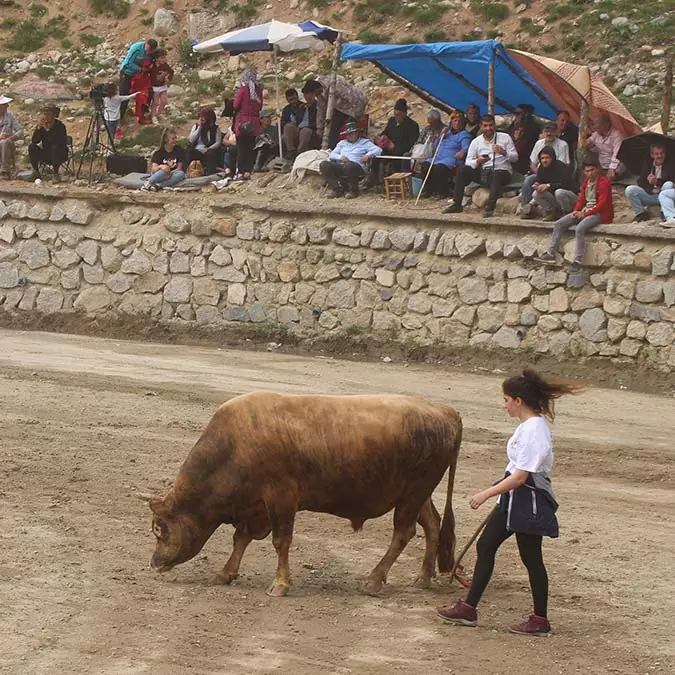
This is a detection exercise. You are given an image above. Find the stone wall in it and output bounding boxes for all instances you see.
[0,188,673,372]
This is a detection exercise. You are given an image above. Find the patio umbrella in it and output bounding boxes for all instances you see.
[617,131,675,176]
[193,20,340,159]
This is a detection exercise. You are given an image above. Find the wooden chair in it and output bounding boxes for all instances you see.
[384,171,412,201]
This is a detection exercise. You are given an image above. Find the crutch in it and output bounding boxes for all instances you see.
[414,127,447,206]
[450,505,498,587]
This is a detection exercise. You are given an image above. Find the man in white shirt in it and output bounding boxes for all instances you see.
[443,114,518,217]
[519,121,570,212]
[0,95,22,178]
[319,121,382,198]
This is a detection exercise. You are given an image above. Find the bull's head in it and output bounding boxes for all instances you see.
[139,490,218,573]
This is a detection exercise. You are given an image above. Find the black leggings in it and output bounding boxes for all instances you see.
[466,507,549,617]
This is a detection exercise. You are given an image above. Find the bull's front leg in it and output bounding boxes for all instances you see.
[266,506,296,597]
[215,526,253,585]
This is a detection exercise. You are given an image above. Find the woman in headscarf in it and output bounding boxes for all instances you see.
[187,107,222,175]
[232,68,263,180]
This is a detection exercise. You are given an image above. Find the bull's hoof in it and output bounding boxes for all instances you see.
[363,578,385,596]
[413,575,432,590]
[266,582,290,597]
[214,570,239,585]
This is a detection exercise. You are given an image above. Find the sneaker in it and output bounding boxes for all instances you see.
[541,211,559,222]
[140,181,158,192]
[569,261,582,273]
[520,202,534,219]
[534,252,557,265]
[436,600,478,627]
[327,189,344,199]
[509,614,552,637]
[661,218,675,229]
[442,203,463,214]
[632,211,650,223]
[345,190,359,199]
[115,127,123,140]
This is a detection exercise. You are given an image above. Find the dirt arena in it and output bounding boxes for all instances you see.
[0,329,673,674]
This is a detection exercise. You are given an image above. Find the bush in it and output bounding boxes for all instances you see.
[178,39,199,68]
[61,38,73,49]
[424,29,448,42]
[519,18,540,36]
[88,0,130,19]
[357,29,391,44]
[81,34,103,48]
[29,3,48,18]
[470,1,510,22]
[7,20,47,52]
[231,0,263,24]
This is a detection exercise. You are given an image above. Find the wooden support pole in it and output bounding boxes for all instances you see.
[321,35,343,150]
[577,99,589,171]
[661,56,673,134]
[487,61,495,116]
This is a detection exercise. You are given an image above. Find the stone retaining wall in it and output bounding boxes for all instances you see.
[0,188,673,372]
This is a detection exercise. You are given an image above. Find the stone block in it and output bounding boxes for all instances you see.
[353,263,374,280]
[119,250,152,275]
[8,201,28,219]
[0,249,16,263]
[188,212,212,237]
[578,307,607,341]
[163,277,193,303]
[606,318,627,342]
[633,252,652,270]
[571,287,603,311]
[18,287,39,311]
[389,227,417,252]
[538,315,561,332]
[333,228,361,248]
[477,305,505,333]
[121,207,145,225]
[0,262,19,288]
[167,251,190,274]
[195,305,221,324]
[212,266,246,283]
[507,265,528,279]
[609,247,634,268]
[211,217,237,237]
[503,242,521,260]
[372,311,401,332]
[82,264,104,285]
[375,268,395,287]
[222,307,250,322]
[308,225,334,245]
[209,245,232,266]
[426,229,441,253]
[615,279,635,299]
[74,286,111,313]
[507,279,532,303]
[314,264,341,283]
[371,230,391,250]
[531,293,549,313]
[230,249,247,270]
[549,331,572,357]
[485,238,503,258]
[407,293,432,315]
[457,277,488,305]
[516,236,539,258]
[646,322,674,347]
[488,281,506,303]
[101,245,123,272]
[106,273,135,294]
[432,297,458,317]
[3,289,23,309]
[440,319,471,346]
[396,269,412,290]
[520,308,539,326]
[318,311,340,330]
[277,261,300,283]
[61,268,81,290]
[635,280,663,303]
[37,229,58,244]
[409,271,428,293]
[236,221,257,240]
[547,287,569,313]
[119,293,163,318]
[0,224,14,244]
[134,271,168,294]
[326,280,356,309]
[227,283,247,306]
[469,332,493,347]
[401,313,424,330]
[453,305,476,326]
[436,233,455,257]
[492,326,521,349]
[664,281,675,308]
[626,320,647,340]
[504,303,521,326]
[413,231,428,252]
[619,338,642,357]
[190,257,207,277]
[19,240,50,269]
[75,240,99,265]
[269,222,293,243]
[455,232,484,258]
[603,296,628,316]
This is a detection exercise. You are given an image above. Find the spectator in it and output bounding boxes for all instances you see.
[254,110,279,171]
[417,109,445,147]
[519,121,570,211]
[319,121,382,199]
[130,60,153,125]
[421,111,471,199]
[624,143,675,222]
[508,104,541,160]
[586,115,625,180]
[187,108,222,175]
[378,98,420,157]
[511,122,530,175]
[119,39,157,120]
[521,146,578,221]
[233,68,263,180]
[0,95,22,179]
[464,103,481,139]
[150,49,174,124]
[283,84,318,160]
[444,114,518,218]
[535,157,613,272]
[556,110,578,164]
[316,75,368,149]
[141,128,186,191]
[102,83,138,141]
[281,88,305,130]
[28,108,68,183]
[660,184,675,228]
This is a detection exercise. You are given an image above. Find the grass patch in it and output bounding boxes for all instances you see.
[88,0,130,19]
[117,124,166,151]
[29,3,48,18]
[61,38,73,49]
[357,29,391,44]
[81,34,104,48]
[545,3,579,21]
[424,29,448,42]
[36,65,55,78]
[470,1,510,22]
[231,0,263,25]
[7,20,46,52]
[519,18,540,36]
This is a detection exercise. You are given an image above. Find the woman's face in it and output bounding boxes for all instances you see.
[165,134,177,148]
[503,395,522,419]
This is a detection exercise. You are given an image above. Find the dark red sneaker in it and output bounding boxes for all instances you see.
[509,614,552,636]
[436,600,478,627]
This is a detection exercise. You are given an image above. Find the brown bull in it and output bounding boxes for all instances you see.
[142,392,462,596]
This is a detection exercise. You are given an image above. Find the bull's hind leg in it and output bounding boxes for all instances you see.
[413,498,441,589]
[364,502,420,596]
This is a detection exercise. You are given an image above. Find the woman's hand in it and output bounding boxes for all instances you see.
[469,491,489,510]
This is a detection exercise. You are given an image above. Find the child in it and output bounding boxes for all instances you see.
[437,369,582,636]
[102,82,138,141]
[130,59,153,125]
[253,109,279,171]
[150,49,174,123]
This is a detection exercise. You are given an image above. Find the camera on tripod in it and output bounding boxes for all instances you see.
[89,82,109,111]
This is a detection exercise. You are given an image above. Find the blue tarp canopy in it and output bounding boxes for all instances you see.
[340,40,558,120]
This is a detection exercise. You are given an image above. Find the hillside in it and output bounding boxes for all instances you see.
[0,0,672,156]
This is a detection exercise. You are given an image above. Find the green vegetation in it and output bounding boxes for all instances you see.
[36,65,55,78]
[470,1,510,22]
[117,124,165,151]
[178,39,199,67]
[355,1,447,25]
[7,16,69,52]
[545,3,578,21]
[356,29,391,44]
[230,0,263,25]
[29,3,48,18]
[80,34,103,48]
[88,0,130,20]
[307,0,331,8]
[0,19,18,30]
[519,18,540,36]
[424,29,448,42]
[61,38,73,49]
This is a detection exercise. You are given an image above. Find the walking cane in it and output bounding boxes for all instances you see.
[450,505,498,587]
[414,127,447,206]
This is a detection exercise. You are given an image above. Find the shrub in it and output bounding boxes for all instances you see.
[61,38,73,49]
[357,29,391,44]
[231,0,263,24]
[470,1,510,22]
[178,39,199,68]
[29,3,48,18]
[36,65,55,78]
[88,0,130,19]
[81,34,103,48]
[7,20,47,52]
[519,18,539,36]
[424,29,448,42]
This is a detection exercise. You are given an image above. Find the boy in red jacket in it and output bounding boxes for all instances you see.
[130,59,153,125]
[535,157,613,272]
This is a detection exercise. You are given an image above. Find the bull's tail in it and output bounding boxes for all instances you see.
[437,413,462,574]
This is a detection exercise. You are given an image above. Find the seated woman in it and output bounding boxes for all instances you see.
[141,128,186,191]
[187,107,222,175]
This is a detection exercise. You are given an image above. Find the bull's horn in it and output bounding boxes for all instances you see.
[135,492,155,502]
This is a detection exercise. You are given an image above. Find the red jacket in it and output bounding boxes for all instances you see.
[233,83,263,137]
[574,174,613,224]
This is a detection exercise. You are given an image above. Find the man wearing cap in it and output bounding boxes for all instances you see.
[0,95,22,179]
[379,99,420,158]
[519,121,570,215]
[319,121,382,198]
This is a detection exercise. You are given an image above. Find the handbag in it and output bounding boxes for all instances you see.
[411,140,433,160]
[239,120,254,137]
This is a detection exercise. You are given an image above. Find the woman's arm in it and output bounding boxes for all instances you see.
[469,469,529,509]
[206,128,222,152]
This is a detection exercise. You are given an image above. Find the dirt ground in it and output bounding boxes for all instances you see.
[0,329,673,674]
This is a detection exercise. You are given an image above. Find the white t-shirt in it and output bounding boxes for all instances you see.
[505,416,553,476]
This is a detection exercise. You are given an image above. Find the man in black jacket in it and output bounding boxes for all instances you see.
[521,146,578,221]
[28,108,68,182]
[507,104,541,161]
[624,143,675,222]
[379,99,419,157]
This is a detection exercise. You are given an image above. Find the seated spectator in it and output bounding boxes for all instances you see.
[187,107,222,175]
[221,124,237,176]
[283,82,320,160]
[316,75,368,149]
[556,109,578,165]
[519,121,570,210]
[444,114,518,218]
[586,115,625,180]
[319,121,382,199]
[535,157,613,272]
[510,122,531,175]
[281,88,304,130]
[0,95,22,179]
[464,103,481,139]
[624,143,675,222]
[660,185,675,228]
[417,109,445,147]
[421,111,471,199]
[378,98,420,157]
[141,128,186,191]
[254,110,279,171]
[507,104,541,161]
[521,146,578,221]
[28,108,68,183]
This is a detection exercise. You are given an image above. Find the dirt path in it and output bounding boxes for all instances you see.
[0,329,673,674]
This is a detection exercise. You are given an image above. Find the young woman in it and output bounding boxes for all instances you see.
[187,107,222,175]
[232,68,262,180]
[437,369,582,636]
[141,128,186,191]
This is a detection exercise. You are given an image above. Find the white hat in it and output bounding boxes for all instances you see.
[0,96,12,105]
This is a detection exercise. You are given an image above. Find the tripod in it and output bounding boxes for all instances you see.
[77,102,116,183]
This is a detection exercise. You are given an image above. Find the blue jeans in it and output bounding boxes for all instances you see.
[105,119,118,141]
[147,169,186,188]
[658,181,675,220]
[548,212,602,263]
[519,173,538,205]
[625,184,660,216]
